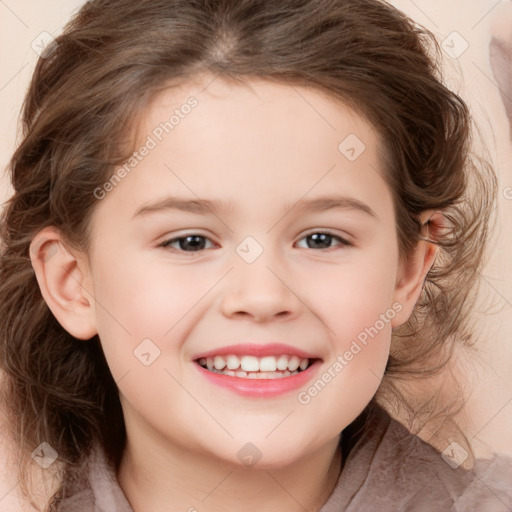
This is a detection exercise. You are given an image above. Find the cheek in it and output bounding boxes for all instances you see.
[298,273,393,432]
[89,252,208,375]
[303,250,398,338]
[300,248,397,399]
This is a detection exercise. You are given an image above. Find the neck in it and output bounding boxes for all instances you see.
[118,430,342,512]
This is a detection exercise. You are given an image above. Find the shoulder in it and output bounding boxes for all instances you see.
[322,402,512,512]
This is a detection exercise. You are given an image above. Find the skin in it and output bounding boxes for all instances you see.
[30,74,437,512]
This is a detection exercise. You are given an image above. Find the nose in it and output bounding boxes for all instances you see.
[219,254,302,323]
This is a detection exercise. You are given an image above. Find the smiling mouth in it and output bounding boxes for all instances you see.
[196,354,315,379]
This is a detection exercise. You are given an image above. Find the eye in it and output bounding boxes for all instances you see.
[295,231,352,250]
[158,230,352,254]
[159,234,216,252]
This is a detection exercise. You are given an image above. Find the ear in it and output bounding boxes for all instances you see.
[29,226,97,340]
[391,210,442,328]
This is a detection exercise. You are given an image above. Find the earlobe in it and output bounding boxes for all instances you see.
[29,227,98,340]
[391,211,441,328]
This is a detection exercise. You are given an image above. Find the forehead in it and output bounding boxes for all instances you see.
[92,75,394,228]
[140,75,379,151]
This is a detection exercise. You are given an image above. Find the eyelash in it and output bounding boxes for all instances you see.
[158,231,353,254]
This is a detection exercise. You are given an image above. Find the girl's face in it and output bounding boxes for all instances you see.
[82,76,414,468]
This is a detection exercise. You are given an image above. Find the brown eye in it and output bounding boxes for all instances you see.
[160,235,214,252]
[296,232,352,250]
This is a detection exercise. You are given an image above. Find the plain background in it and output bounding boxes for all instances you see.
[1,0,511,509]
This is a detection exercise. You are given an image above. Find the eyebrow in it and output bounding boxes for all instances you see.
[133,195,377,219]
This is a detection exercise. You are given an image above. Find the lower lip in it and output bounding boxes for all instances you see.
[194,360,322,397]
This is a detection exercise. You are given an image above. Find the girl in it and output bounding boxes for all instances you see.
[1,0,511,510]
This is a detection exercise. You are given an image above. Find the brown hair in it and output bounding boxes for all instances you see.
[0,0,497,508]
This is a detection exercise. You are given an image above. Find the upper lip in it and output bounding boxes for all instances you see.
[192,343,321,361]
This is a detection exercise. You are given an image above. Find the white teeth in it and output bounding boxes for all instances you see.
[240,355,260,372]
[299,358,309,371]
[276,355,289,370]
[226,355,240,370]
[259,356,277,372]
[198,354,312,377]
[208,368,298,379]
[288,356,300,372]
[214,356,226,370]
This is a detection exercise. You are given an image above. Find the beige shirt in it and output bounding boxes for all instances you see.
[57,404,512,511]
